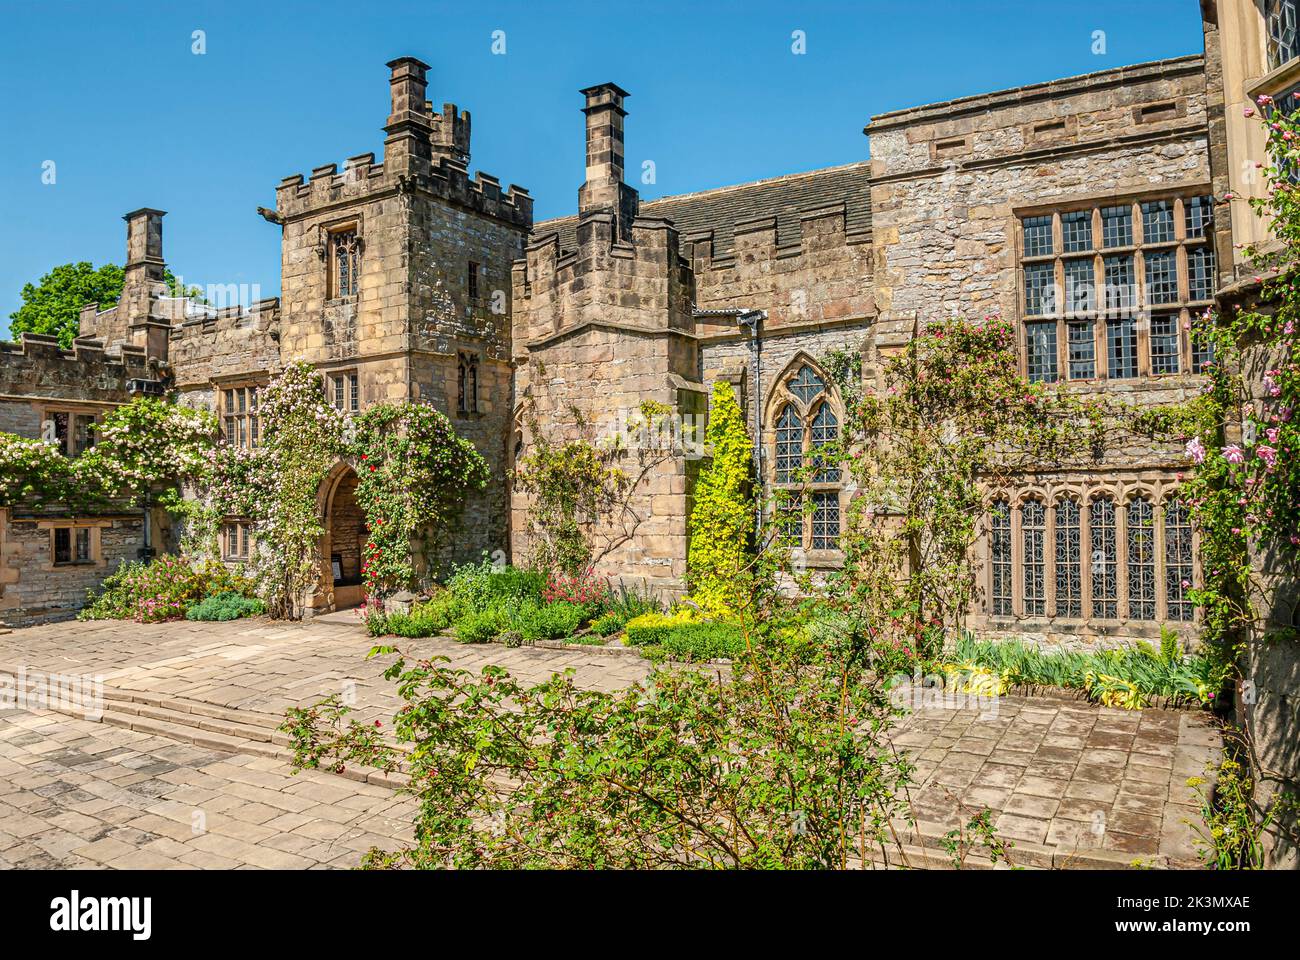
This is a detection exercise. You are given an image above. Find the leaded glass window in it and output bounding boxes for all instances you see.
[770,360,844,555]
[1064,258,1094,315]
[787,366,825,406]
[1054,498,1082,618]
[1102,205,1133,248]
[1144,250,1179,304]
[811,492,840,550]
[775,406,802,482]
[1026,322,1058,382]
[1268,0,1300,70]
[1185,196,1213,239]
[1192,329,1216,372]
[1062,211,1092,253]
[1065,321,1096,380]
[1142,201,1175,244]
[1127,497,1156,620]
[1165,499,1195,621]
[331,228,360,298]
[1103,255,1135,313]
[1022,499,1047,617]
[1023,215,1053,257]
[1107,319,1138,379]
[1188,246,1215,302]
[1150,314,1181,375]
[809,404,840,482]
[1024,263,1056,316]
[222,385,260,449]
[991,500,1012,617]
[1090,496,1118,619]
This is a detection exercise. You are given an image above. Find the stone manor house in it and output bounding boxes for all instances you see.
[0,30,1237,643]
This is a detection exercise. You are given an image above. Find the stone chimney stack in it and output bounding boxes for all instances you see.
[116,208,170,358]
[578,83,638,240]
[383,57,433,173]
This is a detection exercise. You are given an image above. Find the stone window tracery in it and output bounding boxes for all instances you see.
[330,227,360,299]
[985,484,1197,628]
[768,359,844,555]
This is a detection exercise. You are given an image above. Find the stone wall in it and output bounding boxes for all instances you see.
[0,511,144,624]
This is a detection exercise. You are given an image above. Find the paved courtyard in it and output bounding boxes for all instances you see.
[0,616,1222,868]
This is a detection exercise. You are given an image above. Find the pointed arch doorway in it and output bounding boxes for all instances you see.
[321,463,368,611]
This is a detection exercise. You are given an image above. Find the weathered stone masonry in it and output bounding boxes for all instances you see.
[0,52,1226,645]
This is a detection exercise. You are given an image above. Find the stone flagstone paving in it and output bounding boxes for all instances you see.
[0,616,1222,868]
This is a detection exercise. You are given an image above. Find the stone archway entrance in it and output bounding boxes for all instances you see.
[322,465,368,611]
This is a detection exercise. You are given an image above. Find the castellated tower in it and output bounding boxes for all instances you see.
[512,83,705,593]
[271,56,533,575]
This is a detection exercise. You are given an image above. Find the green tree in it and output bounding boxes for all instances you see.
[8,261,197,348]
[687,380,755,616]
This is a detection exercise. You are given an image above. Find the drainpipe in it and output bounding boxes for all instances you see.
[737,309,766,539]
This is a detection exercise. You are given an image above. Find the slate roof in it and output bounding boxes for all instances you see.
[533,160,872,256]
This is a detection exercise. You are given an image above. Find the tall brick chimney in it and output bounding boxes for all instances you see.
[578,83,638,241]
[384,57,433,172]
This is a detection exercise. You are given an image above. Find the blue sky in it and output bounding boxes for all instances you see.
[0,0,1205,331]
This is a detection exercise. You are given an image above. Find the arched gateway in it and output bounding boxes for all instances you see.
[316,462,368,613]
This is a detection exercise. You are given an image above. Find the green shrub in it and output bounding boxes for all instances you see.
[454,608,508,644]
[516,601,585,642]
[591,611,627,636]
[186,591,265,622]
[448,558,545,613]
[658,622,747,661]
[686,381,754,617]
[499,630,524,648]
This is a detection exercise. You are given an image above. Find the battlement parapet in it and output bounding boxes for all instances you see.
[275,152,531,227]
[0,332,152,403]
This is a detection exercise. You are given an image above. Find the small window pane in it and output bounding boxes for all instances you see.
[1054,498,1082,618]
[1062,211,1092,253]
[1024,263,1056,317]
[1103,255,1135,313]
[1165,499,1195,622]
[1188,246,1215,301]
[1064,258,1095,315]
[809,404,840,482]
[1026,321,1058,383]
[991,500,1012,617]
[1101,205,1133,248]
[1022,499,1047,617]
[775,406,802,483]
[1150,313,1181,375]
[1090,497,1118,618]
[1192,328,1217,372]
[811,492,840,551]
[54,528,71,564]
[1185,195,1213,238]
[1127,497,1156,620]
[1023,215,1054,257]
[1144,250,1179,304]
[1107,319,1138,379]
[1067,321,1096,380]
[1142,200,1175,244]
[75,528,91,562]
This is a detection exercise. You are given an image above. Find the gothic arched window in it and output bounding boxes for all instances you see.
[769,360,844,554]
